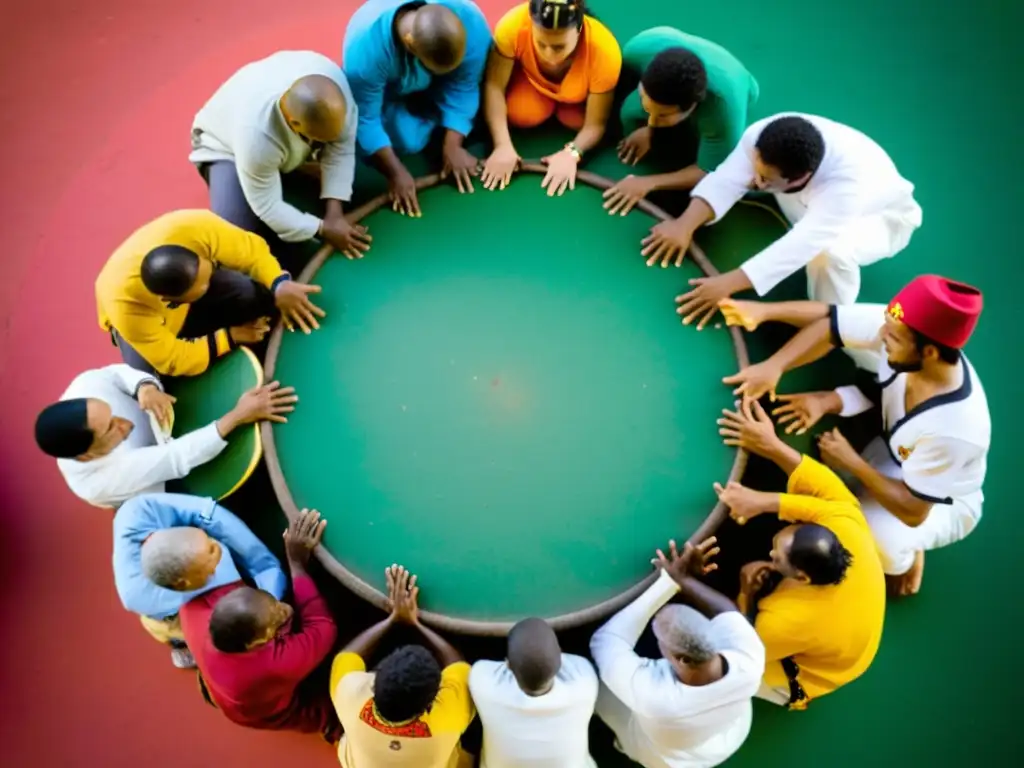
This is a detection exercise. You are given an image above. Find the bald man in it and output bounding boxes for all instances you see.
[191,50,371,266]
[469,618,598,767]
[343,0,492,215]
[113,493,286,668]
[179,510,340,740]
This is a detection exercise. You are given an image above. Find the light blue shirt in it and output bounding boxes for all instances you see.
[342,0,492,155]
[112,493,287,620]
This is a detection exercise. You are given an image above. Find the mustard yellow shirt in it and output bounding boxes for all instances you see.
[95,209,284,377]
[755,456,886,703]
[329,651,474,768]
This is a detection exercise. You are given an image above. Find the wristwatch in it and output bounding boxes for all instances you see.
[564,142,582,162]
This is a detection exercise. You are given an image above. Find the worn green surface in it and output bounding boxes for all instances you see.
[165,348,261,500]
[232,0,1023,763]
[271,178,765,622]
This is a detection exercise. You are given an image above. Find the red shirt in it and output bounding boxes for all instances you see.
[180,574,338,734]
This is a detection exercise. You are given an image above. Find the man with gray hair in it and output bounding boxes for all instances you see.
[591,537,765,767]
[112,492,286,669]
[469,617,598,766]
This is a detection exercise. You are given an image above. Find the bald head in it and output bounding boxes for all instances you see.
[409,5,466,73]
[507,618,562,695]
[281,75,347,143]
[140,527,221,592]
[209,586,279,653]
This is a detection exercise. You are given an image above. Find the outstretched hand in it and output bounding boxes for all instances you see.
[718,397,781,457]
[652,537,720,585]
[275,280,325,334]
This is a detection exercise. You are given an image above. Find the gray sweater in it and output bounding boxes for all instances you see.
[190,50,358,242]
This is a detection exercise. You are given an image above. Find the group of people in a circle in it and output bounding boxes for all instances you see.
[33,1,990,766]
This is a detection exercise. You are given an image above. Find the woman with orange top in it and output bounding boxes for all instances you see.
[480,0,622,196]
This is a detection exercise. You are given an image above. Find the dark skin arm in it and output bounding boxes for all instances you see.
[369,147,421,217]
[341,615,396,659]
[842,454,933,527]
[815,427,932,527]
[652,537,740,617]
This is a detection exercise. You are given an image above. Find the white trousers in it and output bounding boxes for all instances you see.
[754,681,789,706]
[851,437,982,575]
[776,194,923,305]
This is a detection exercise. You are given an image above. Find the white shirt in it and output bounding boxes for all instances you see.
[590,571,765,768]
[55,365,227,508]
[691,113,919,295]
[830,304,991,513]
[189,50,358,243]
[469,655,598,768]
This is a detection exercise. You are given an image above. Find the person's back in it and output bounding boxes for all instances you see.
[334,661,471,767]
[626,610,762,759]
[191,50,349,165]
[471,656,596,768]
[755,458,886,699]
[182,583,305,724]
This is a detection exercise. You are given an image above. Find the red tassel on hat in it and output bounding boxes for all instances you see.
[887,275,983,350]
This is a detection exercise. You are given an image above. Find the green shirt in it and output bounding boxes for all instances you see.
[620,26,760,171]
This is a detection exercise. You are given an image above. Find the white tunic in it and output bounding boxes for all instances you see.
[691,113,922,303]
[829,304,991,572]
[468,655,598,768]
[55,365,227,509]
[590,571,765,768]
[189,50,358,243]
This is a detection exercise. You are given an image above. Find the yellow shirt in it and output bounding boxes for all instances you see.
[493,3,622,104]
[755,456,886,703]
[95,209,284,377]
[329,651,475,768]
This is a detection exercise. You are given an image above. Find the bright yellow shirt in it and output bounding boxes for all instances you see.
[329,651,474,768]
[755,456,886,704]
[95,209,284,377]
[493,3,622,104]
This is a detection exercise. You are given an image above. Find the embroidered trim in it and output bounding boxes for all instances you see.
[359,700,431,738]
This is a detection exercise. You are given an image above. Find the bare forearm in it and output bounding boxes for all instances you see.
[215,408,244,439]
[847,458,931,527]
[412,620,462,667]
[324,199,344,220]
[484,85,513,148]
[677,575,741,617]
[762,441,805,476]
[770,317,836,374]
[675,197,715,234]
[442,129,466,151]
[342,616,395,658]
[647,165,707,193]
[759,301,831,329]
[369,147,406,180]
[572,123,606,155]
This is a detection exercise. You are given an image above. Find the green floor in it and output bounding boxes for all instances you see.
[229,0,1022,764]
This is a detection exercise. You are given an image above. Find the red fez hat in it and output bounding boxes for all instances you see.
[886,275,983,349]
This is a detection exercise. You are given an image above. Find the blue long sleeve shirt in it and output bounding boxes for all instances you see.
[342,0,492,155]
[112,493,287,620]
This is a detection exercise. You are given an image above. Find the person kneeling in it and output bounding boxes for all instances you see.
[469,618,598,767]
[330,565,474,767]
[179,510,340,741]
[718,398,886,708]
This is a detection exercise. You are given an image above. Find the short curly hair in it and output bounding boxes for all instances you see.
[641,47,707,110]
[754,116,825,181]
[373,645,441,722]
